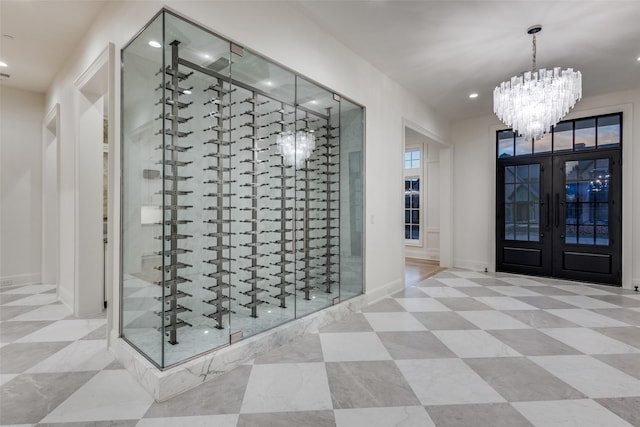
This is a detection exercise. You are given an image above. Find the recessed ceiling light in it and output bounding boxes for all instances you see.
[265,80,273,86]
[202,53,211,59]
[469,93,479,99]
[148,40,161,48]
[0,61,7,68]
[637,56,640,62]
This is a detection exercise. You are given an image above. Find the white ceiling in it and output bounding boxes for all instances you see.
[1,1,639,120]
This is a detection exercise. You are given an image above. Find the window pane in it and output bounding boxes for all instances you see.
[553,121,573,152]
[597,114,621,148]
[411,225,420,240]
[505,166,515,184]
[405,225,411,239]
[498,130,514,158]
[411,209,420,224]
[515,135,532,156]
[534,132,552,154]
[405,150,420,169]
[575,118,596,151]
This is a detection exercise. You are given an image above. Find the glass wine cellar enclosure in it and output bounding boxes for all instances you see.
[121,10,365,368]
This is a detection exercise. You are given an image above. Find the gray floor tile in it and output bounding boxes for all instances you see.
[595,396,640,426]
[436,297,493,311]
[36,421,138,427]
[326,361,420,408]
[590,308,640,326]
[0,342,70,374]
[425,403,534,427]
[80,326,107,340]
[0,305,39,321]
[0,293,31,304]
[237,410,335,427]
[0,371,97,425]
[468,278,512,287]
[391,287,428,298]
[465,357,585,402]
[0,320,51,342]
[377,331,456,359]
[592,327,640,348]
[521,285,577,296]
[488,329,580,356]
[143,365,252,417]
[503,310,579,328]
[595,354,640,380]
[361,298,406,313]
[512,296,576,309]
[590,295,640,307]
[255,334,323,364]
[410,311,479,330]
[319,313,374,333]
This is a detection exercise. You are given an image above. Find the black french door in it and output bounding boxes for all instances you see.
[496,113,622,286]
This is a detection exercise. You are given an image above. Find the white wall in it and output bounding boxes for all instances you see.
[0,86,44,287]
[44,1,450,333]
[451,89,640,289]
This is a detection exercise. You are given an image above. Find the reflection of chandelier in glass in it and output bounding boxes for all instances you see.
[276,130,316,168]
[494,25,582,141]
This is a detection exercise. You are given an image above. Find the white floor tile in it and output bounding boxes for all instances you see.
[396,359,505,405]
[136,415,239,427]
[475,296,538,310]
[458,310,532,330]
[395,298,450,312]
[8,303,71,321]
[320,332,391,362]
[2,284,56,295]
[434,278,481,288]
[240,363,332,413]
[363,312,428,332]
[418,287,468,298]
[16,319,106,343]
[512,399,633,427]
[40,369,154,423]
[488,286,542,297]
[431,330,520,358]
[541,328,640,355]
[546,309,628,327]
[4,293,58,306]
[550,295,619,309]
[499,277,547,287]
[27,340,115,373]
[530,355,640,398]
[335,406,436,427]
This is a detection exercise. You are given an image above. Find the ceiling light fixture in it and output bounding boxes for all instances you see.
[493,25,582,141]
[0,61,7,67]
[148,40,162,48]
[469,93,478,99]
[276,130,316,168]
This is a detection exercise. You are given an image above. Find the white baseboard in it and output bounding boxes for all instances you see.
[58,285,74,313]
[453,258,489,273]
[0,272,41,288]
[365,278,404,304]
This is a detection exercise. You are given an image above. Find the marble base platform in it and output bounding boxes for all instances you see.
[110,293,369,401]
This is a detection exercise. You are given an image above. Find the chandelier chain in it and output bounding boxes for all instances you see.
[532,34,537,72]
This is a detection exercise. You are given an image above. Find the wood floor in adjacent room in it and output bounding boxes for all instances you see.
[405,257,446,286]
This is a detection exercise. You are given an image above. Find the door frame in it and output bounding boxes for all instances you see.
[490,103,634,289]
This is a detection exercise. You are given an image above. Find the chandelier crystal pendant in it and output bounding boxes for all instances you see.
[276,130,316,168]
[493,25,582,141]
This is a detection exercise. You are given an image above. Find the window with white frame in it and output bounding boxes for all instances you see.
[404,148,422,242]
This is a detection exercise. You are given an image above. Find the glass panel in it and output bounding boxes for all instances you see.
[339,98,364,301]
[534,132,552,154]
[564,158,610,246]
[121,13,165,366]
[574,118,596,151]
[553,121,573,152]
[505,166,515,184]
[497,130,514,158]
[411,225,420,240]
[597,114,621,148]
[515,135,532,156]
[503,163,539,242]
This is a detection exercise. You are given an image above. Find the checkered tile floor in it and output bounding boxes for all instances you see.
[2,270,640,426]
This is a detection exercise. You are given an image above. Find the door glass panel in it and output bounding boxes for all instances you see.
[564,159,610,246]
[553,121,573,152]
[504,163,540,242]
[597,115,621,148]
[574,118,596,151]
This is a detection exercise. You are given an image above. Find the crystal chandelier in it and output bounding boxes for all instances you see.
[493,25,582,141]
[276,130,316,168]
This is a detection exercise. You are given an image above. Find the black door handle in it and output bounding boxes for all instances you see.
[554,193,560,228]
